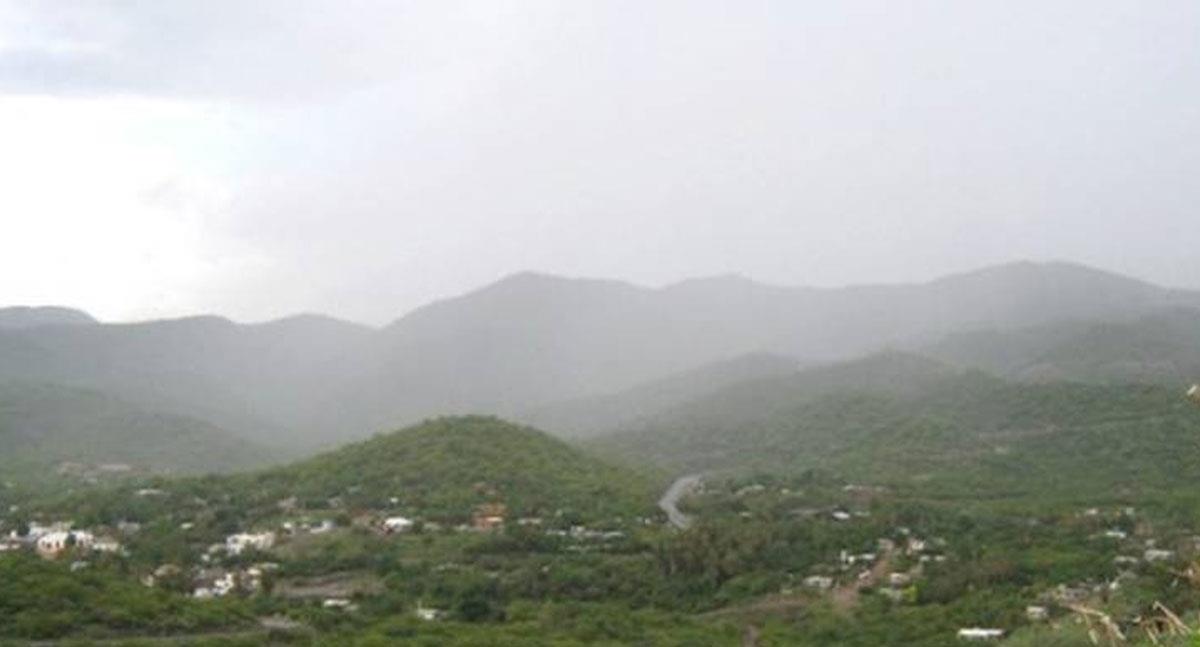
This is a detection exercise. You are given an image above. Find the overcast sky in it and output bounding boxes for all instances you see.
[1,1,1197,324]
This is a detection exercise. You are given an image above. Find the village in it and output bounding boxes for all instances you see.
[0,490,646,623]
[6,471,1200,644]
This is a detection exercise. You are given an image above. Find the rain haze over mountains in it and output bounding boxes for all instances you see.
[2,2,1198,326]
[5,4,1200,645]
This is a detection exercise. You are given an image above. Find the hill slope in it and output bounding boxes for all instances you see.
[64,416,658,530]
[3,261,1196,451]
[517,352,803,437]
[926,307,1200,385]
[0,382,272,481]
[0,306,96,329]
[247,416,656,519]
[591,355,1200,507]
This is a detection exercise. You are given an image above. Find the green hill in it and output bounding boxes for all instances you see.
[926,307,1200,385]
[65,416,657,532]
[0,382,272,483]
[592,355,1200,509]
[244,415,657,520]
[518,352,802,437]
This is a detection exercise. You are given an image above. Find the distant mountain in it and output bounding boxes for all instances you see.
[0,313,375,447]
[588,354,1200,506]
[333,261,1200,436]
[0,382,271,482]
[926,307,1200,385]
[1,261,1195,451]
[517,353,803,437]
[0,306,96,329]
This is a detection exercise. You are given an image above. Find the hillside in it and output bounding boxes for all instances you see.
[591,355,1200,507]
[0,313,374,448]
[926,307,1200,385]
[517,352,803,437]
[244,415,657,520]
[2,261,1196,452]
[0,382,272,482]
[0,306,96,329]
[64,416,657,531]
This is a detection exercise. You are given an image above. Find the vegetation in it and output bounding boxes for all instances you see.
[0,382,272,486]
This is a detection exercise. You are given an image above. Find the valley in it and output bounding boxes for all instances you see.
[2,262,1200,645]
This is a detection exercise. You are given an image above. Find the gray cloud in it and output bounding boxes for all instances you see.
[2,1,1198,323]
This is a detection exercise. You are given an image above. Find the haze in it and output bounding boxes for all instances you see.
[1,1,1198,324]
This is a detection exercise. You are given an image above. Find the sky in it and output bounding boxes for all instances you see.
[1,1,1198,325]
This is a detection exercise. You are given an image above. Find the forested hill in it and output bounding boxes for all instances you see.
[591,355,1200,508]
[64,416,657,530]
[246,416,657,519]
[926,307,1200,385]
[1,261,1197,453]
[0,382,272,482]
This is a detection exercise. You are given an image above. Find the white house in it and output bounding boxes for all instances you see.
[225,532,275,556]
[36,531,94,558]
[383,517,414,533]
[415,603,444,621]
[92,537,122,554]
[1144,548,1175,562]
[957,628,1005,640]
[803,575,834,590]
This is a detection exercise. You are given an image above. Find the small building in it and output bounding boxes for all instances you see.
[473,503,507,531]
[831,510,852,522]
[888,572,912,587]
[803,575,834,590]
[1025,606,1049,621]
[1144,549,1175,562]
[1187,384,1199,404]
[92,537,122,554]
[382,517,414,533]
[225,532,275,556]
[957,628,1005,641]
[415,603,444,621]
[36,530,93,558]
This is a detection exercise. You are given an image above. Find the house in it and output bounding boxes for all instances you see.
[1144,549,1175,562]
[803,575,834,590]
[956,628,1005,640]
[225,531,275,556]
[473,503,507,531]
[383,516,414,533]
[1103,529,1128,540]
[193,571,237,599]
[92,537,122,554]
[323,598,355,611]
[888,572,912,587]
[36,530,93,558]
[1026,606,1049,621]
[831,510,852,522]
[415,603,444,621]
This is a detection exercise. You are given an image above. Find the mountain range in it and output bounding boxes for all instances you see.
[2,261,1197,465]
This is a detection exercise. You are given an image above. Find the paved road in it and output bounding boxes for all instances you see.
[658,474,702,529]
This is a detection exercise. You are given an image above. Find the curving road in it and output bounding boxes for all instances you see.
[658,474,702,529]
